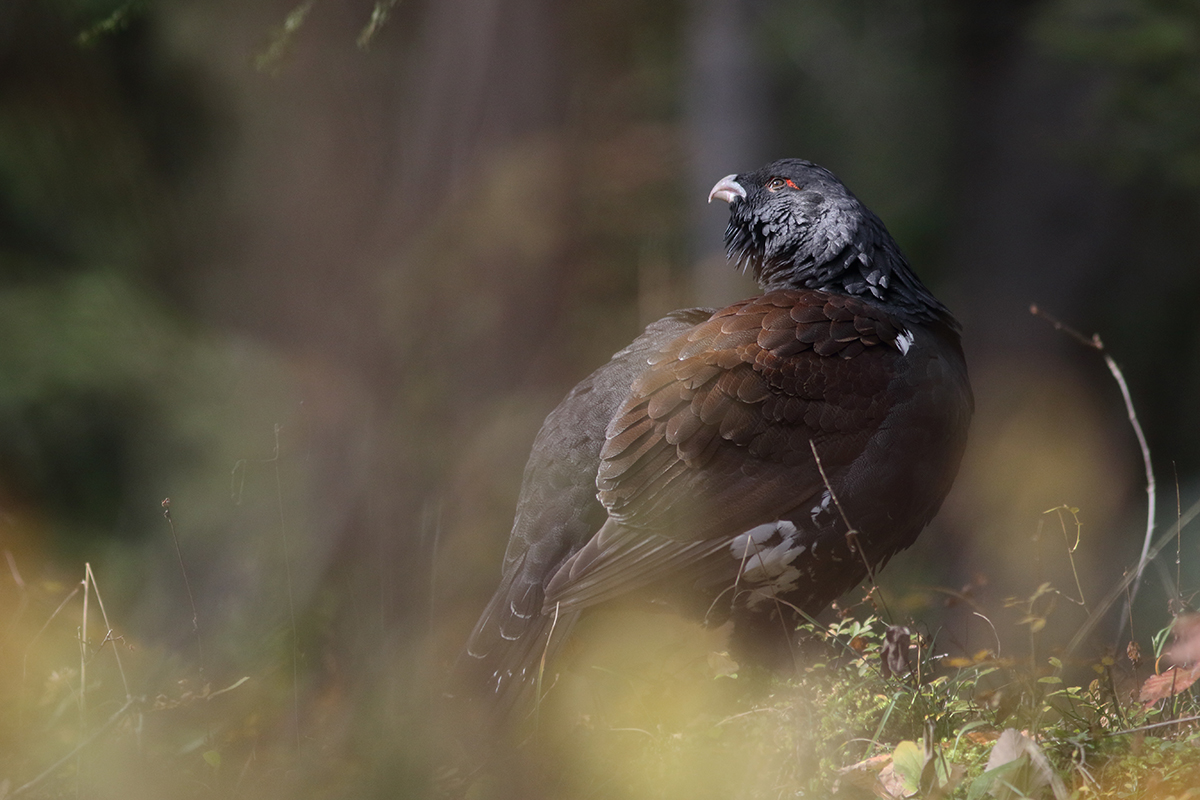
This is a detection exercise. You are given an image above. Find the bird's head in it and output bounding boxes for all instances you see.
[709,159,953,325]
[709,159,886,292]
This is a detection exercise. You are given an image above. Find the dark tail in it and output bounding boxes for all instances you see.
[438,563,580,794]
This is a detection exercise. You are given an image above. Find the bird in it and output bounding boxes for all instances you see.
[452,158,973,721]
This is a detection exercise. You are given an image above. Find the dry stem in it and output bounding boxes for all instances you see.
[1030,305,1156,634]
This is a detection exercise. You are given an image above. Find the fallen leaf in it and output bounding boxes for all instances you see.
[1139,664,1200,706]
[833,752,891,797]
[964,729,1000,745]
[876,762,910,799]
[836,753,892,774]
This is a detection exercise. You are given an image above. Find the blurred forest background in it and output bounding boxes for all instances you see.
[2,0,1200,797]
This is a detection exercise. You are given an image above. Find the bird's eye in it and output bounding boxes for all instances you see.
[766,177,787,191]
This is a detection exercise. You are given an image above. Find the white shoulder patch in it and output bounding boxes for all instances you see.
[895,329,915,355]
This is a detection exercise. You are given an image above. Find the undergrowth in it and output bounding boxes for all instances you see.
[4,511,1200,798]
[770,607,1200,798]
[538,593,1200,800]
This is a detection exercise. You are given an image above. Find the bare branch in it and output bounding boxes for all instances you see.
[1030,306,1156,633]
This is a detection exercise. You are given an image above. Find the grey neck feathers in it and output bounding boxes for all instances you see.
[728,206,957,329]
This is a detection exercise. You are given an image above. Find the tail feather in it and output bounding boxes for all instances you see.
[449,559,580,723]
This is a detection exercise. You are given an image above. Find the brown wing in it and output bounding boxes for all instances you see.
[543,289,912,611]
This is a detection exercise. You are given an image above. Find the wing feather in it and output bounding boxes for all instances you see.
[544,289,912,613]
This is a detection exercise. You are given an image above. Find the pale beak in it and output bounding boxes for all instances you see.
[708,174,747,204]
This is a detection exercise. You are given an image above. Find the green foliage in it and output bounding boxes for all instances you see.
[537,604,1200,799]
[775,608,1200,798]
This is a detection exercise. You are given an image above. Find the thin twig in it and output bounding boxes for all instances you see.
[714,707,777,727]
[1104,352,1156,608]
[1030,305,1155,634]
[207,675,251,700]
[808,440,862,565]
[83,563,130,699]
[729,526,763,615]
[79,567,90,794]
[162,498,204,672]
[80,568,89,735]
[1174,462,1182,608]
[1045,505,1087,609]
[606,727,656,738]
[809,439,891,621]
[230,459,248,505]
[1109,713,1200,737]
[972,611,1002,659]
[1029,305,1103,350]
[1124,573,1135,649]
[533,601,561,729]
[83,562,140,758]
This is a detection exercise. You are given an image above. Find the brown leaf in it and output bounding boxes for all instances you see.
[1139,664,1200,705]
[964,729,1000,745]
[837,753,892,774]
[1127,640,1142,668]
[875,762,910,799]
[833,753,891,798]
